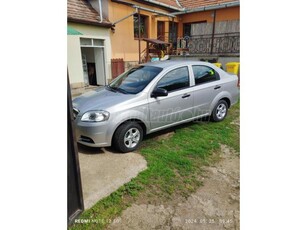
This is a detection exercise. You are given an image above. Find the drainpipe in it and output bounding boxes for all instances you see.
[98,0,103,22]
[210,10,216,55]
[132,5,175,18]
[138,8,141,64]
[111,0,176,18]
[112,9,137,26]
[137,0,182,11]
[171,1,240,15]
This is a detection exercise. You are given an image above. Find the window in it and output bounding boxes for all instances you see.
[134,14,148,38]
[156,67,190,92]
[183,21,207,37]
[108,66,162,94]
[80,38,104,47]
[192,65,220,85]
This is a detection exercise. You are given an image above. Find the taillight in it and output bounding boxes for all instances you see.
[237,75,240,87]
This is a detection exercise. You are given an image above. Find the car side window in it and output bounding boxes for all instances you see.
[156,66,190,92]
[192,65,220,85]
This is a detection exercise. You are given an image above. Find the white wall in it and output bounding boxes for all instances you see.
[67,22,112,87]
[67,35,83,85]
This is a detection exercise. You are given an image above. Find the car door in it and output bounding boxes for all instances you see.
[191,65,222,117]
[148,66,194,131]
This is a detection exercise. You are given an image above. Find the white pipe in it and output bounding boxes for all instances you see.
[172,1,240,15]
[140,0,182,11]
[133,5,176,18]
[175,0,183,9]
[111,0,176,18]
[98,0,103,22]
[112,9,138,26]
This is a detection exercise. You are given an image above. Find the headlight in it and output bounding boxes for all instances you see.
[81,111,110,122]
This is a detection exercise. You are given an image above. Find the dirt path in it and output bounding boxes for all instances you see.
[108,144,240,230]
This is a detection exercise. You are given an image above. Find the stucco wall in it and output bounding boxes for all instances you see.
[67,35,84,86]
[178,6,240,37]
[109,0,178,62]
[67,22,112,86]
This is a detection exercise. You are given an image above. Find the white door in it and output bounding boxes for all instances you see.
[94,47,106,85]
[82,54,89,86]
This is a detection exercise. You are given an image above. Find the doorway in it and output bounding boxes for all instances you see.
[157,21,165,41]
[169,21,178,49]
[80,38,106,86]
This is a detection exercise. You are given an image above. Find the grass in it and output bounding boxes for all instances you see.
[70,101,240,230]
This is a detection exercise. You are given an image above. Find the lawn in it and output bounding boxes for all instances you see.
[70,101,240,229]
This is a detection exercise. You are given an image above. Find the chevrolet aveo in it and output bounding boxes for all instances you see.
[72,61,239,153]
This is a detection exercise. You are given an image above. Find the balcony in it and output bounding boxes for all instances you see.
[176,32,240,56]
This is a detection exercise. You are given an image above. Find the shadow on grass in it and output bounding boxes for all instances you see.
[143,116,211,141]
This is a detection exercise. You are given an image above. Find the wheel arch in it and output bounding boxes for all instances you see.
[209,92,232,114]
[220,97,231,108]
[111,118,147,144]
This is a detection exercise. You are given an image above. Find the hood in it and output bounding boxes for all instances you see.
[72,87,135,113]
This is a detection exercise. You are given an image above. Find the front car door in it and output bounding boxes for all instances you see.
[148,66,194,131]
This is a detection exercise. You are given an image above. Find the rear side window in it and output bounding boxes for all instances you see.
[156,66,190,92]
[192,65,220,85]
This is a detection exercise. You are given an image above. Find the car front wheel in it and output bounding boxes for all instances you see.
[113,121,143,153]
[211,100,228,122]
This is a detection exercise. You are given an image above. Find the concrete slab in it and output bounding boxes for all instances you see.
[78,144,147,210]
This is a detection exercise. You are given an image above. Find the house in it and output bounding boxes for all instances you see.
[108,0,182,70]
[174,0,240,65]
[67,0,240,91]
[108,0,239,70]
[67,0,112,91]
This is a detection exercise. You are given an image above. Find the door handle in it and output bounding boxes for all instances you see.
[214,85,221,90]
[182,93,191,98]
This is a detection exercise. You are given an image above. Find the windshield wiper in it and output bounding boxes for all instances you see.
[116,87,128,94]
[106,85,117,92]
[106,85,128,94]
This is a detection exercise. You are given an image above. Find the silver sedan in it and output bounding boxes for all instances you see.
[72,60,239,153]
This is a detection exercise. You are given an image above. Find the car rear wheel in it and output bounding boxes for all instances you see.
[211,100,228,122]
[113,122,143,153]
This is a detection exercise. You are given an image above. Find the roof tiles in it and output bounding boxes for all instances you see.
[67,0,111,27]
[154,0,182,9]
[178,0,238,9]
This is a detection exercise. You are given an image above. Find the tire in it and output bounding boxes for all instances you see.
[113,122,143,153]
[211,100,228,122]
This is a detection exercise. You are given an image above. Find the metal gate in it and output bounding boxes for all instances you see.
[67,74,84,225]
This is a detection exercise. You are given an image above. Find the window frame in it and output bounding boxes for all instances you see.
[191,65,220,86]
[154,66,191,93]
[134,14,149,39]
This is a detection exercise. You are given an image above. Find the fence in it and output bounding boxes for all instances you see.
[111,58,125,79]
[177,32,240,56]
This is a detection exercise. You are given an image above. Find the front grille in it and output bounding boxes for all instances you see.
[73,108,79,120]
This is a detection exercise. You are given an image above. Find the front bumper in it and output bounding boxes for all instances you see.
[74,119,112,147]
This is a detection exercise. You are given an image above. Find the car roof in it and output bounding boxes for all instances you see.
[142,60,212,69]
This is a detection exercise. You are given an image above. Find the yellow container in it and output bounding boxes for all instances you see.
[226,62,240,75]
[213,63,222,68]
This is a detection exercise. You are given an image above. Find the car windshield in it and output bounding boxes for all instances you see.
[107,65,163,94]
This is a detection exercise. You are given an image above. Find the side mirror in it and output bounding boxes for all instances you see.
[151,88,168,98]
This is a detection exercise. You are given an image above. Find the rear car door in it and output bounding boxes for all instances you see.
[148,66,194,131]
[191,65,222,117]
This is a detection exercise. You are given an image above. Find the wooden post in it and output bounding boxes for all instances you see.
[146,41,149,62]
[138,9,141,64]
[210,10,216,55]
